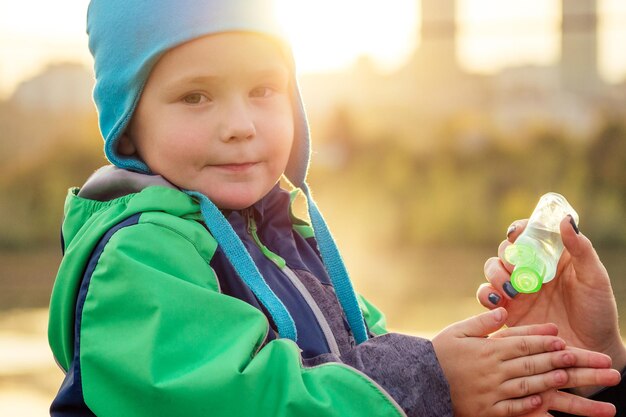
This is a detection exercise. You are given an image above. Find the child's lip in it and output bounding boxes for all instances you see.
[213,162,258,172]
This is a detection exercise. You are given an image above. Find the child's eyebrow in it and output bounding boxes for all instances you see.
[250,66,290,80]
[165,75,219,91]
[166,66,290,90]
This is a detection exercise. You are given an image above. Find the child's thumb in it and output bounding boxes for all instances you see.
[448,308,507,338]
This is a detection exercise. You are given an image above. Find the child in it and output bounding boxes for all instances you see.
[48,0,620,416]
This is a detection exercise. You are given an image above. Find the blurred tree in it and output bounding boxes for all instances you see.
[0,111,103,248]
[588,122,626,193]
[584,122,626,245]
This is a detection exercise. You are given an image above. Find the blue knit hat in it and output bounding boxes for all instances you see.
[87,0,368,344]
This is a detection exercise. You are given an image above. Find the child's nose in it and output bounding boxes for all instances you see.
[219,98,256,142]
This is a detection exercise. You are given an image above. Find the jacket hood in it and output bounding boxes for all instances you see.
[50,166,203,367]
[61,166,187,247]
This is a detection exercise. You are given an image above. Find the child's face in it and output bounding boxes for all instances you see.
[120,32,294,210]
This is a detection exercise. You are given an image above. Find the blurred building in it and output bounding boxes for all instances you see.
[489,65,600,139]
[9,63,94,112]
[301,0,619,151]
[490,0,609,138]
[560,0,601,94]
[2,63,96,163]
[411,0,461,82]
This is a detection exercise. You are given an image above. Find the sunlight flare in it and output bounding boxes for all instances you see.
[274,0,417,73]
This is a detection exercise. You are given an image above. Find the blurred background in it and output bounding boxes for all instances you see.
[0,0,625,414]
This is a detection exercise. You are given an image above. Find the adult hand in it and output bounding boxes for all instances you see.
[477,217,626,380]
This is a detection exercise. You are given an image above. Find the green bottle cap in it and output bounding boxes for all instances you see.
[510,267,542,293]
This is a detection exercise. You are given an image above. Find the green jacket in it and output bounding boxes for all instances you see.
[48,166,452,416]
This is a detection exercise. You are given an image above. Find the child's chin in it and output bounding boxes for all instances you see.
[211,193,261,211]
[202,182,275,210]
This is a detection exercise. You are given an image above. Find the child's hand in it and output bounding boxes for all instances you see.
[477,217,626,384]
[432,308,621,417]
[492,326,620,417]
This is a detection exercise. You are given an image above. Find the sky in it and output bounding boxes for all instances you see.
[0,0,625,99]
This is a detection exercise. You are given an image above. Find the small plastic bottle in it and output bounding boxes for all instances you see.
[504,192,579,293]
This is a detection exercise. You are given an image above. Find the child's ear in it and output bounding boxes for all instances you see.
[117,133,137,156]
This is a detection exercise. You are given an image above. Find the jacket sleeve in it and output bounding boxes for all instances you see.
[76,216,412,417]
[325,295,452,416]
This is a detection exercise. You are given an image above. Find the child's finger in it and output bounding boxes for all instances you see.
[499,368,620,411]
[491,394,543,416]
[543,390,617,417]
[499,369,570,398]
[559,367,621,390]
[444,307,507,338]
[502,349,612,380]
[565,346,613,369]
[491,323,559,338]
[496,335,565,361]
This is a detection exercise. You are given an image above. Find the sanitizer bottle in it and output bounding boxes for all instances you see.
[504,193,579,293]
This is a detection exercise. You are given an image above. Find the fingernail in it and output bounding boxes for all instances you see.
[562,352,574,366]
[554,370,567,385]
[531,395,542,407]
[568,214,579,234]
[506,224,517,237]
[488,293,501,305]
[503,281,519,298]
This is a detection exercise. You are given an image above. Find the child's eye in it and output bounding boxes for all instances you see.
[182,93,209,104]
[250,87,274,98]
